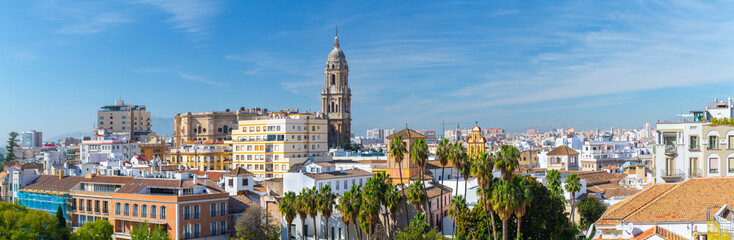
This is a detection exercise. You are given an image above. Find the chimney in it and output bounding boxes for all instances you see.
[193,174,198,185]
[59,170,64,179]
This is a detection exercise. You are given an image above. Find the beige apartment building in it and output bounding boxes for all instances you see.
[96,99,155,142]
[173,108,268,149]
[229,111,328,178]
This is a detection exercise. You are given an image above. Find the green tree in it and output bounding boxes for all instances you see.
[279,191,297,239]
[394,213,446,240]
[513,176,533,240]
[435,138,451,227]
[71,219,114,240]
[546,169,563,199]
[565,173,582,224]
[5,131,18,162]
[339,134,353,150]
[577,197,607,228]
[388,135,410,222]
[131,222,172,240]
[319,184,337,240]
[385,184,402,236]
[360,176,383,240]
[449,142,466,233]
[407,180,427,215]
[56,205,71,240]
[492,179,517,240]
[410,138,431,223]
[296,188,310,240]
[471,152,498,240]
[448,195,468,238]
[338,185,362,240]
[233,206,280,240]
[519,176,572,240]
[305,187,320,240]
[495,145,520,180]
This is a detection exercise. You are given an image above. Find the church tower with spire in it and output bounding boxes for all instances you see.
[322,29,352,148]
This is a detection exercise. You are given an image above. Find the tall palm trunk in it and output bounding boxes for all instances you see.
[398,163,409,224]
[491,211,498,240]
[324,216,330,240]
[420,168,433,225]
[386,211,392,237]
[440,165,446,230]
[301,218,306,240]
[453,169,460,236]
[502,219,509,240]
[516,216,522,240]
[313,216,318,240]
[345,222,350,240]
[287,224,292,240]
[484,200,492,240]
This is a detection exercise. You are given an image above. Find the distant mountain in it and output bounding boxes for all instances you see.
[46,131,94,142]
[151,117,174,137]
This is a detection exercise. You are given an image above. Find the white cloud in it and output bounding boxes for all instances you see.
[132,68,228,87]
[138,0,221,40]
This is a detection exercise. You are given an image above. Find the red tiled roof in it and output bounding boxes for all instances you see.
[386,129,426,139]
[547,145,579,155]
[303,169,373,180]
[224,167,253,177]
[22,175,85,192]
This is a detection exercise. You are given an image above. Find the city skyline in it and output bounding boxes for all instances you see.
[1,1,733,143]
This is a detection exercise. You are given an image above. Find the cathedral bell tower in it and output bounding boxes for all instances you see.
[321,30,352,148]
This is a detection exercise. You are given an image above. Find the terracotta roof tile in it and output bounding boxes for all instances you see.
[386,129,426,139]
[224,167,253,177]
[229,195,258,214]
[22,175,85,192]
[547,145,579,155]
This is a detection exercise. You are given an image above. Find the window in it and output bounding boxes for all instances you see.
[710,157,719,173]
[730,136,734,149]
[184,225,191,239]
[122,116,127,119]
[242,178,248,186]
[160,206,166,219]
[709,135,719,149]
[220,203,226,216]
[115,203,121,215]
[132,204,139,217]
[124,203,130,216]
[211,203,217,217]
[151,205,157,219]
[184,206,191,220]
[142,205,147,218]
[220,221,227,234]
[344,180,348,189]
[79,199,85,211]
[194,205,200,219]
[690,158,699,176]
[336,180,340,190]
[194,224,201,238]
[87,200,92,212]
[211,222,218,236]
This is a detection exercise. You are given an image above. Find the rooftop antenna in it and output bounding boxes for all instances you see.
[335,25,338,37]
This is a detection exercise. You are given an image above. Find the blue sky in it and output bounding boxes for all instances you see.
[1,0,733,143]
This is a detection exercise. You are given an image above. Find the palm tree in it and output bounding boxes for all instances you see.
[388,135,410,223]
[410,138,431,224]
[448,195,467,237]
[564,173,581,224]
[306,187,320,240]
[435,138,451,225]
[297,188,310,240]
[360,177,382,240]
[407,180,427,214]
[472,152,498,240]
[492,179,518,240]
[319,185,337,240]
[372,171,391,233]
[495,145,520,180]
[340,185,363,240]
[449,142,466,234]
[280,191,297,240]
[385,184,402,237]
[461,155,473,198]
[336,192,353,240]
[513,176,533,240]
[546,169,563,199]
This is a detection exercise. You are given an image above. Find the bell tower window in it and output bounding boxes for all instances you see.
[331,74,336,85]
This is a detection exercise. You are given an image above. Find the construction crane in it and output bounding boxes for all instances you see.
[436,121,472,140]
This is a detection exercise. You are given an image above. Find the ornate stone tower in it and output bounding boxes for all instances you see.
[322,32,352,148]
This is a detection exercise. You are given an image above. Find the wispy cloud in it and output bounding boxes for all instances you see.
[138,0,222,41]
[32,0,132,35]
[132,68,228,87]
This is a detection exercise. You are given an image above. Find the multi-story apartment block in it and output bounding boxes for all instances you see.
[138,137,166,160]
[173,108,268,149]
[20,130,43,148]
[81,130,139,164]
[578,141,637,171]
[96,99,155,142]
[654,97,734,183]
[69,174,230,240]
[230,111,328,178]
[169,141,231,171]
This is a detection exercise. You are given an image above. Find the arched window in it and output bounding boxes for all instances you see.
[331,74,336,85]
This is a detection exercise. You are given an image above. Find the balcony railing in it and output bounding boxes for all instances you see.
[659,169,685,177]
[664,144,676,156]
[689,168,703,177]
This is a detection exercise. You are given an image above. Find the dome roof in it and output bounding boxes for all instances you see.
[327,36,346,62]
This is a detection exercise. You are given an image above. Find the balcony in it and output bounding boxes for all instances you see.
[659,169,684,183]
[689,169,703,178]
[664,144,677,156]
